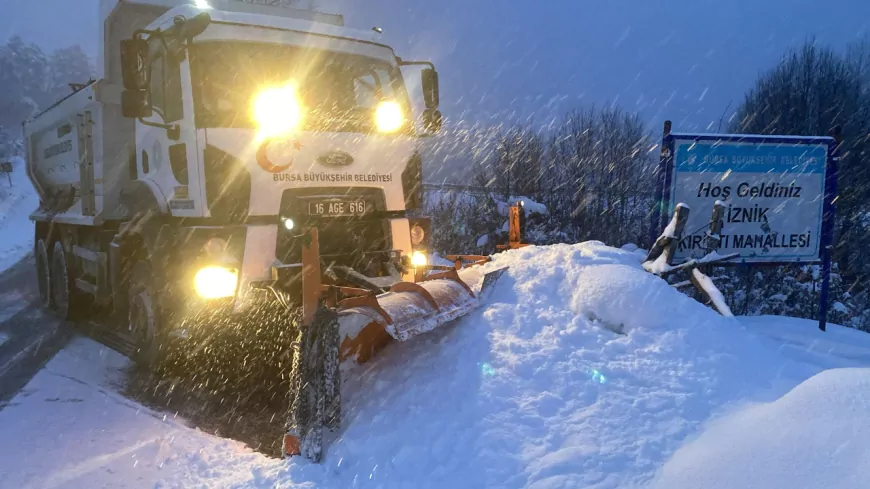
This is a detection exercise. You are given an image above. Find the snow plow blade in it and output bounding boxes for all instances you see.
[284,228,508,461]
[336,265,506,364]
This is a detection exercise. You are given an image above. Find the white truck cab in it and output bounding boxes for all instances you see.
[24,0,442,360]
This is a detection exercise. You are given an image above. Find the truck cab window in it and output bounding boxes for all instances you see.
[147,41,182,123]
[353,74,378,108]
[189,42,411,133]
[150,52,165,117]
[164,56,183,123]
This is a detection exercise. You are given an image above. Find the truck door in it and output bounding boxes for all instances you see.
[136,42,204,217]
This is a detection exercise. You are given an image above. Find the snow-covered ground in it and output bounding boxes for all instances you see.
[642,316,870,489]
[1,242,869,488]
[647,367,870,489]
[742,315,870,369]
[0,156,37,273]
[0,338,273,489]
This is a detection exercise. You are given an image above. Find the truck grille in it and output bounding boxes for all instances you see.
[275,188,394,268]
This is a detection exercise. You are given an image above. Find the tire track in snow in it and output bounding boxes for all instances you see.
[20,435,171,489]
[0,257,72,406]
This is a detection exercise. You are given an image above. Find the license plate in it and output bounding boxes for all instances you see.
[308,200,367,217]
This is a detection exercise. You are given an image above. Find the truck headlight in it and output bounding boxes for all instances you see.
[410,225,425,245]
[411,251,428,267]
[374,100,404,133]
[252,84,303,138]
[194,266,239,299]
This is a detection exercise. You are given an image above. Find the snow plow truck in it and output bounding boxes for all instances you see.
[23,0,506,461]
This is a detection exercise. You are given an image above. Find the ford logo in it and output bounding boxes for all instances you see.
[317,150,354,167]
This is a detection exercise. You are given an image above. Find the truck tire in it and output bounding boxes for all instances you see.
[50,241,76,319]
[35,239,51,308]
[127,261,163,368]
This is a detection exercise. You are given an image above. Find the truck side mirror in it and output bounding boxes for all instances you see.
[120,38,152,119]
[165,13,212,62]
[122,89,152,119]
[121,38,150,90]
[422,108,442,133]
[181,12,212,40]
[421,68,439,109]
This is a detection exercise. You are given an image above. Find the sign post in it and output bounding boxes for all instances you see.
[817,126,842,331]
[657,122,838,331]
[650,121,673,246]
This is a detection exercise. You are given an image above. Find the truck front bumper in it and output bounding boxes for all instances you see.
[168,217,415,320]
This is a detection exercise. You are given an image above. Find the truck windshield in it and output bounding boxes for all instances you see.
[189,41,409,133]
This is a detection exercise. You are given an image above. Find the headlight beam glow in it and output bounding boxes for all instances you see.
[194,266,239,300]
[411,251,428,267]
[374,100,404,133]
[252,84,303,139]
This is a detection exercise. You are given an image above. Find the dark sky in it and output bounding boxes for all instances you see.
[3,0,870,132]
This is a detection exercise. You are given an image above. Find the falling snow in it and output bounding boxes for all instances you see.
[1,2,870,488]
[2,243,870,488]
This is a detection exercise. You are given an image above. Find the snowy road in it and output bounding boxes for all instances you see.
[0,336,279,489]
[0,256,72,406]
[0,156,69,405]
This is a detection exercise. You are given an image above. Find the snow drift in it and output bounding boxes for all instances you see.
[269,242,798,488]
[1,241,867,488]
[647,367,870,489]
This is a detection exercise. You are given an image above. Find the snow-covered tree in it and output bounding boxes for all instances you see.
[545,106,655,246]
[482,126,545,200]
[0,37,93,133]
[730,40,870,329]
[0,36,51,130]
[0,125,23,159]
[425,105,656,254]
[49,45,94,98]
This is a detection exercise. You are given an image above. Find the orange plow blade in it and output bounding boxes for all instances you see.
[285,229,508,461]
[336,266,507,364]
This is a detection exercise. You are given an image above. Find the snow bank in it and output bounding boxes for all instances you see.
[647,368,870,489]
[3,242,866,488]
[0,156,37,272]
[270,242,787,488]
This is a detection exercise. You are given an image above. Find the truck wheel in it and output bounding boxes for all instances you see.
[35,239,51,308]
[50,241,76,319]
[127,261,163,367]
